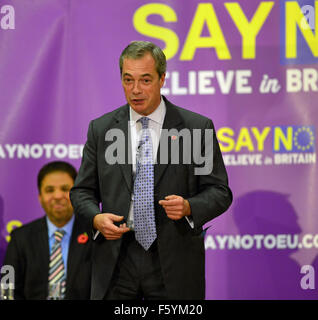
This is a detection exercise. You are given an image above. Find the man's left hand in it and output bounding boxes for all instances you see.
[159,195,191,220]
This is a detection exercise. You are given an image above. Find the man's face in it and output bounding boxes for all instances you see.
[121,53,165,116]
[38,171,74,228]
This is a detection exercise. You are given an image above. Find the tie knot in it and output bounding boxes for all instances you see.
[54,229,65,243]
[139,117,149,129]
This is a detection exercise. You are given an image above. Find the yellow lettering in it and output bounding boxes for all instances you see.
[180,3,231,60]
[225,2,274,59]
[235,127,254,152]
[133,4,179,60]
[286,1,318,58]
[217,127,235,152]
[251,127,271,151]
[6,220,23,242]
[274,127,293,151]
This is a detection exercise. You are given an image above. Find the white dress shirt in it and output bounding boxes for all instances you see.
[126,98,166,229]
[127,97,194,230]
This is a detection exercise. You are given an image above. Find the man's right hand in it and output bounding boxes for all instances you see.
[93,213,130,240]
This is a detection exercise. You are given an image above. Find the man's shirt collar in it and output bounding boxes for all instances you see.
[129,96,166,126]
[46,214,75,238]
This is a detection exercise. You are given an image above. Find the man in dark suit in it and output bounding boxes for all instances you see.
[70,41,232,300]
[3,161,92,300]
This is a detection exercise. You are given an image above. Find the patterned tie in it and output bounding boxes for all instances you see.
[48,229,66,299]
[133,117,157,250]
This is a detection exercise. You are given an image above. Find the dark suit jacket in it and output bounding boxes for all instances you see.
[70,96,232,299]
[3,216,92,300]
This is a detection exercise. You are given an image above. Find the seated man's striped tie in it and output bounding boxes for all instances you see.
[48,229,66,299]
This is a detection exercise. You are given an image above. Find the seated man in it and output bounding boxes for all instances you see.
[3,161,92,299]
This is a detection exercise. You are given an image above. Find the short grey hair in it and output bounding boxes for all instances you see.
[119,41,166,78]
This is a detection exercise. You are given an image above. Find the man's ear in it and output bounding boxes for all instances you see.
[159,73,166,88]
[38,193,42,205]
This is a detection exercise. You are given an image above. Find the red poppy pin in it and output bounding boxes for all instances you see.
[77,232,89,244]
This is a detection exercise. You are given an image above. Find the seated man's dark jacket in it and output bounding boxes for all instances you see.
[3,216,92,300]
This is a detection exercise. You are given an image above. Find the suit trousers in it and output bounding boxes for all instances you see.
[104,231,167,300]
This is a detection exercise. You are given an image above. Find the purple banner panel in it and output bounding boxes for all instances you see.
[0,0,317,299]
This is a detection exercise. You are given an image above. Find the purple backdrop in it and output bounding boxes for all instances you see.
[0,0,317,299]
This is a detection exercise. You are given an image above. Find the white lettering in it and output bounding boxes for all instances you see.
[1,5,15,30]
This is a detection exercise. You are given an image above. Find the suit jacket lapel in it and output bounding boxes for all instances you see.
[66,218,82,285]
[154,98,183,188]
[38,218,49,274]
[113,104,133,192]
[36,217,50,297]
[112,100,183,190]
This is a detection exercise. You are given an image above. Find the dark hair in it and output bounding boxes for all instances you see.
[37,161,77,192]
[119,41,166,78]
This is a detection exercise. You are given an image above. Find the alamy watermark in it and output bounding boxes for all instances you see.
[0,265,15,300]
[105,126,214,175]
[1,5,15,30]
[301,4,316,30]
[300,265,315,290]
